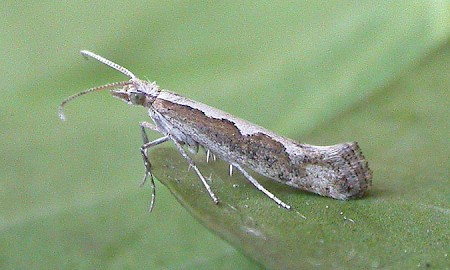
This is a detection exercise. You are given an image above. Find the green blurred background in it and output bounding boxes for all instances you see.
[1,1,449,269]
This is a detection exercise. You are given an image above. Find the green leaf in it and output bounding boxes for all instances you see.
[1,1,448,269]
[151,43,450,269]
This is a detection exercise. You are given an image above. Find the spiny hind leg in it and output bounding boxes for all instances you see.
[169,137,219,204]
[232,163,291,209]
[205,149,217,163]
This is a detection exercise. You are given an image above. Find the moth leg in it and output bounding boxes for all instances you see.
[140,136,170,182]
[139,121,166,184]
[140,121,160,141]
[232,163,291,209]
[205,149,216,163]
[140,121,169,212]
[169,137,219,204]
[140,121,166,171]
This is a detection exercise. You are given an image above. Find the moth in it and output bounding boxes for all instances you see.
[59,50,372,211]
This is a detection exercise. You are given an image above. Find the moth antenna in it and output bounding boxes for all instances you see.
[58,81,130,121]
[80,50,137,80]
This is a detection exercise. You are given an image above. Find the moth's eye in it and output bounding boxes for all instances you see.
[129,92,146,105]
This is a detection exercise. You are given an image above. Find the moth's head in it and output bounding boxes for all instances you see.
[58,50,160,121]
[110,79,160,107]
